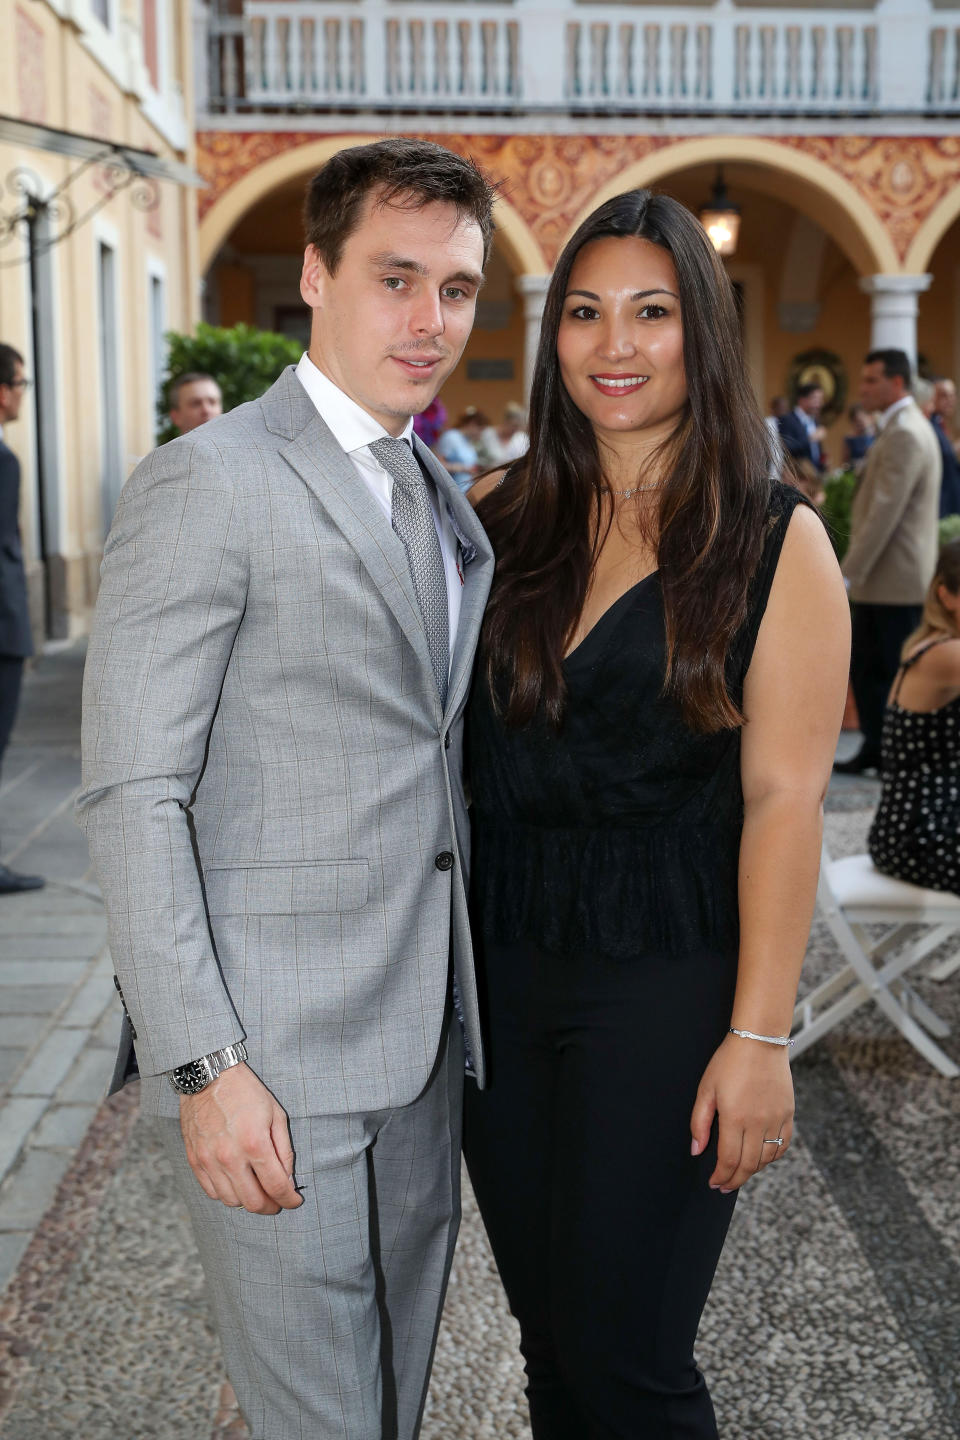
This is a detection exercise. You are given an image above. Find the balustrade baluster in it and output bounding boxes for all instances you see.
[758,26,775,101]
[695,24,711,102]
[385,18,399,98]
[643,24,659,100]
[617,24,633,99]
[566,23,581,100]
[459,21,473,100]
[734,25,750,103]
[669,25,686,100]
[811,26,826,101]
[929,27,946,105]
[506,22,519,100]
[349,18,363,96]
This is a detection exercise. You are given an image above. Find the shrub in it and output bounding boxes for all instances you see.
[157,323,302,443]
[821,469,857,562]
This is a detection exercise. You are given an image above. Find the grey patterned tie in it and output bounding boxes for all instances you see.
[370,437,449,706]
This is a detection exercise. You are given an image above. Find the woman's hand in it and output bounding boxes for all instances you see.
[689,1033,794,1193]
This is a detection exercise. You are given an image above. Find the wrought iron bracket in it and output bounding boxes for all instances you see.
[0,145,160,269]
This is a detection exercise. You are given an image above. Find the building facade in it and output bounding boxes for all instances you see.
[5,0,960,638]
[196,0,960,466]
[0,0,200,640]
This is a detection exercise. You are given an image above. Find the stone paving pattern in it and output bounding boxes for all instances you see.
[0,646,957,1438]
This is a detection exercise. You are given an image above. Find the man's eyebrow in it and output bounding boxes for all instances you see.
[565,287,679,302]
[370,253,485,290]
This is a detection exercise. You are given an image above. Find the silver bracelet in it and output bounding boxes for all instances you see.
[728,1026,795,1049]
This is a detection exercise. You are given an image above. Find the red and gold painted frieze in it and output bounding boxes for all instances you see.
[197,131,960,268]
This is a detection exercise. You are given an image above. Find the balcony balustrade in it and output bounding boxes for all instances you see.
[200,1,960,118]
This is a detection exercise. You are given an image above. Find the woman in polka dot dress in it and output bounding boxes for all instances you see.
[868,539,960,894]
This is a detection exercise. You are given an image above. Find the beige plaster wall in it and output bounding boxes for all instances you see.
[0,0,199,638]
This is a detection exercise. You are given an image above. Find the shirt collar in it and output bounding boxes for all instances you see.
[878,395,913,430]
[295,352,414,454]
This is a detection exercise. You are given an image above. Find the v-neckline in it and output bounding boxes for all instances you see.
[563,570,660,665]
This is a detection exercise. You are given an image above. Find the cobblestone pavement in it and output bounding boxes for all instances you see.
[0,645,957,1438]
[0,642,116,1295]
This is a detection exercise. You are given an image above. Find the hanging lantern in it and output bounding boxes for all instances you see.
[699,167,740,257]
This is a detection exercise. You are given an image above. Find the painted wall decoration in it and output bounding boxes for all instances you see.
[196,131,960,272]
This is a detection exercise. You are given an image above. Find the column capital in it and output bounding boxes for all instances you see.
[515,273,551,304]
[858,273,933,297]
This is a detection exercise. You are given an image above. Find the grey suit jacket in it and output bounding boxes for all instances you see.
[843,399,942,605]
[77,367,494,1120]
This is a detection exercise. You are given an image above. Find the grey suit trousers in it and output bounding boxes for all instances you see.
[156,1020,464,1440]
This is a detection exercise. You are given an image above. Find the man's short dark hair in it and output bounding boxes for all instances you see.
[0,344,24,388]
[169,372,220,410]
[865,348,912,387]
[796,382,823,400]
[303,138,497,275]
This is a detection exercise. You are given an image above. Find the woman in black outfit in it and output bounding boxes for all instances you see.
[868,539,960,893]
[463,191,850,1439]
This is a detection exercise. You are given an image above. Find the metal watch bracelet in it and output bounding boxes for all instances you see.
[168,1040,249,1095]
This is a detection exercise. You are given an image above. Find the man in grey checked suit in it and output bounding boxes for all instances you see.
[77,139,496,1439]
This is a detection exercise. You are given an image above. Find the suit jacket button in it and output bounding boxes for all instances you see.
[444,732,451,750]
[435,851,454,871]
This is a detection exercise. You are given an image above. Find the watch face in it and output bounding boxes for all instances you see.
[171,1061,208,1095]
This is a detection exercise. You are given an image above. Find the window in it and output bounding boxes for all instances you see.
[149,270,167,440]
[98,239,123,533]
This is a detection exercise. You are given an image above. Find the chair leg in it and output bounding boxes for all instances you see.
[929,950,960,983]
[873,989,960,1078]
[893,981,952,1038]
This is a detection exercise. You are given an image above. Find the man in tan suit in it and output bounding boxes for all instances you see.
[835,348,942,773]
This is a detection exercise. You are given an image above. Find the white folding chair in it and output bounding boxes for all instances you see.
[791,845,960,1078]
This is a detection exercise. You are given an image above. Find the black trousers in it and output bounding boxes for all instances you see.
[463,939,739,1440]
[0,655,24,771]
[849,602,922,758]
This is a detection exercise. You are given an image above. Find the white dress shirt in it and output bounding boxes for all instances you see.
[295,353,461,672]
[877,395,914,431]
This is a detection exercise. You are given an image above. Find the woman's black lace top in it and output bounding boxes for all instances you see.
[468,483,804,960]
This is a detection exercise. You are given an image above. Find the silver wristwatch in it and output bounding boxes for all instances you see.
[168,1040,249,1095]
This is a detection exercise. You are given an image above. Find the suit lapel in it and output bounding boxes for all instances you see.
[414,438,495,721]
[265,370,437,693]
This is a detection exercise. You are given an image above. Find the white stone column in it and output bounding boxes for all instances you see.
[516,273,551,408]
[857,274,932,370]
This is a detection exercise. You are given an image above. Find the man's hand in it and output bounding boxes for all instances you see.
[180,1064,303,1214]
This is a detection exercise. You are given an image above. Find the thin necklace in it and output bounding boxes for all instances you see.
[611,482,661,499]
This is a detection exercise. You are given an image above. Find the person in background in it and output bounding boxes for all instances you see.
[464,188,849,1440]
[765,395,788,444]
[168,372,223,435]
[868,538,960,894]
[778,382,828,475]
[930,377,960,518]
[835,349,943,775]
[413,393,447,448]
[435,407,489,491]
[479,401,529,468]
[842,403,875,469]
[0,344,44,895]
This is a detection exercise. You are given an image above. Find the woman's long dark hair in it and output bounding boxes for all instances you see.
[477,189,774,733]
